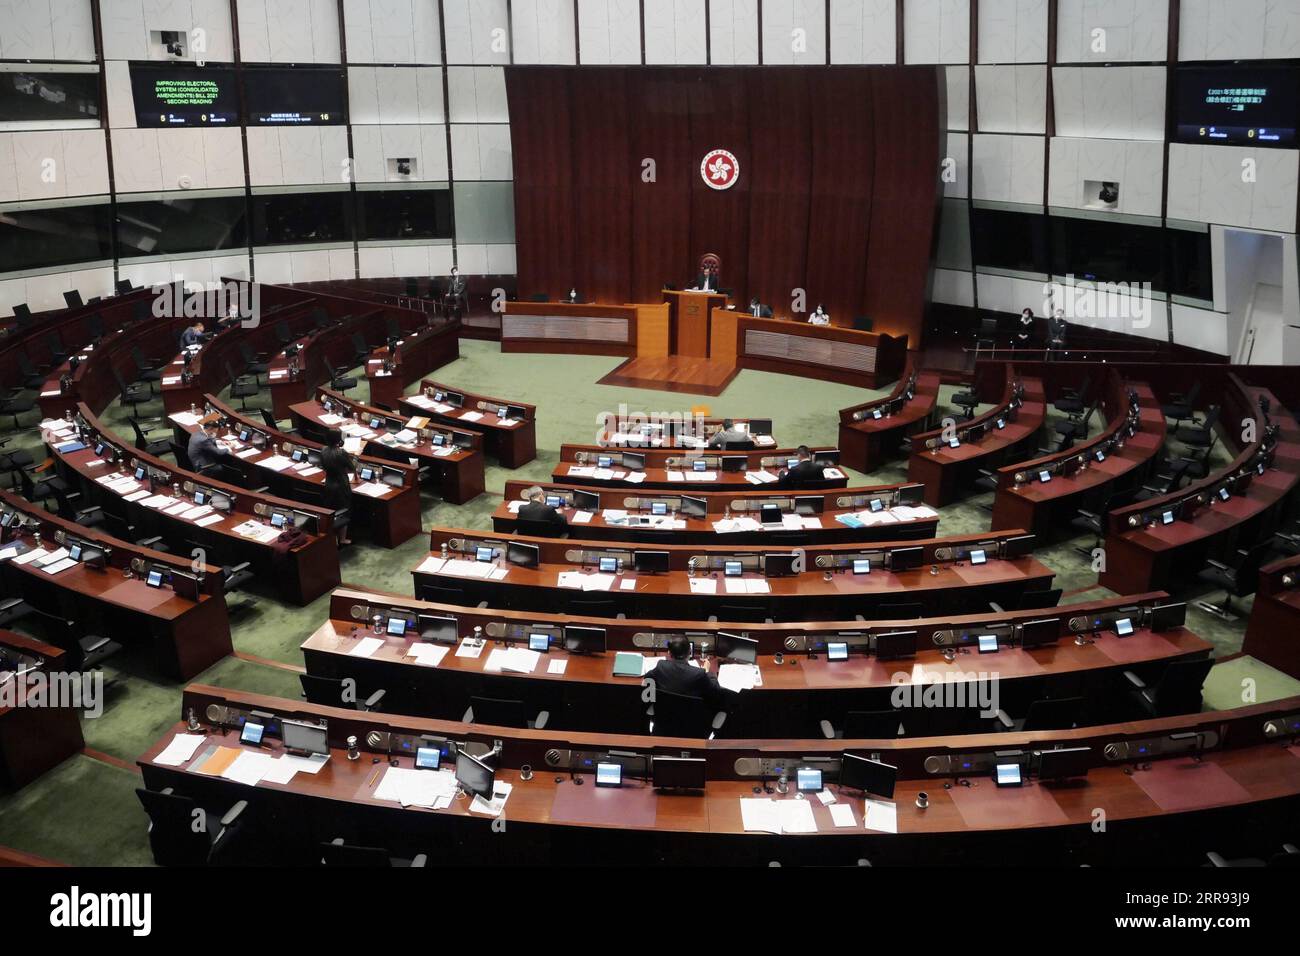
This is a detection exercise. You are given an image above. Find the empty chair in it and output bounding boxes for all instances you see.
[1161,381,1202,428]
[1195,540,1273,620]
[319,838,426,868]
[135,788,248,866]
[515,516,569,538]
[1055,400,1098,442]
[223,360,259,411]
[110,366,153,414]
[649,689,726,739]
[1176,405,1219,448]
[349,332,370,366]
[18,463,71,506]
[44,331,68,363]
[15,351,47,389]
[1054,374,1091,417]
[300,673,385,711]
[130,418,170,456]
[0,436,35,482]
[54,493,105,528]
[130,346,164,390]
[1015,588,1062,611]
[324,357,357,394]
[238,341,269,384]
[260,408,294,435]
[385,317,402,340]
[951,383,979,420]
[86,312,105,342]
[1071,489,1126,557]
[310,307,330,330]
[0,391,35,430]
[991,696,1086,733]
[1125,657,1213,719]
[62,289,83,309]
[462,695,549,730]
[12,303,33,328]
[274,320,292,344]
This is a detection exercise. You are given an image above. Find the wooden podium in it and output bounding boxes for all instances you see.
[663,290,726,358]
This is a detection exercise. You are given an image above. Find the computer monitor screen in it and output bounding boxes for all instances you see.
[813,451,840,466]
[598,556,618,573]
[715,632,758,664]
[995,763,1023,787]
[1001,534,1035,559]
[545,494,563,508]
[826,642,848,661]
[415,746,441,770]
[528,633,549,652]
[68,543,83,562]
[506,541,540,568]
[723,560,743,577]
[417,614,458,644]
[1037,746,1092,781]
[762,552,798,577]
[852,558,871,575]
[874,630,917,661]
[573,490,600,512]
[897,484,924,506]
[240,721,265,746]
[679,495,707,519]
[977,634,999,653]
[1160,509,1175,525]
[475,546,494,562]
[1149,601,1187,632]
[358,467,375,482]
[1019,617,1060,649]
[869,498,884,513]
[840,754,897,798]
[146,570,163,588]
[386,616,407,636]
[749,419,772,435]
[1114,617,1135,637]
[455,751,495,798]
[622,452,645,471]
[796,768,823,791]
[563,625,606,654]
[270,512,287,529]
[597,455,614,468]
[507,405,528,420]
[1039,470,1052,483]
[595,762,622,787]
[281,719,329,756]
[890,546,923,571]
[692,459,707,472]
[721,456,747,473]
[650,501,667,516]
[759,503,782,524]
[968,548,987,565]
[633,550,670,574]
[381,467,404,487]
[652,755,706,791]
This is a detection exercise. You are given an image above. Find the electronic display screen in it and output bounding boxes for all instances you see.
[969,548,987,566]
[240,721,265,746]
[826,642,848,661]
[598,556,617,573]
[1039,470,1052,483]
[869,498,884,512]
[1114,617,1134,637]
[129,63,238,127]
[1175,66,1298,146]
[242,66,346,125]
[651,501,667,516]
[415,747,441,770]
[595,762,622,787]
[796,768,823,792]
[1161,510,1175,525]
[852,559,871,575]
[146,570,163,588]
[528,633,549,652]
[978,634,998,653]
[386,617,407,636]
[476,546,493,562]
[724,560,743,577]
[692,459,708,472]
[995,763,1022,787]
[545,495,563,508]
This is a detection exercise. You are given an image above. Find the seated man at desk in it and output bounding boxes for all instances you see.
[694,263,721,293]
[516,485,568,536]
[179,321,206,350]
[747,297,772,318]
[707,419,748,449]
[187,420,233,480]
[808,305,830,326]
[780,445,822,488]
[645,636,723,709]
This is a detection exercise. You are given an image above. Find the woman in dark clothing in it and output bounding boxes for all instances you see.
[319,432,354,546]
[1015,307,1035,348]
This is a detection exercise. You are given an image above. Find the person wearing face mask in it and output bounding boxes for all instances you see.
[1015,307,1036,348]
[809,305,830,326]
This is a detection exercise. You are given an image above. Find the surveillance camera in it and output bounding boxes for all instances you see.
[396,159,411,176]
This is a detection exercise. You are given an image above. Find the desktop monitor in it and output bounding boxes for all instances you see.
[573,490,600,512]
[869,498,885,513]
[652,755,707,791]
[281,720,329,756]
[874,630,918,661]
[451,433,473,449]
[1149,601,1187,632]
[564,625,607,655]
[759,503,782,525]
[1019,617,1060,649]
[897,485,925,506]
[455,751,495,798]
[507,405,528,420]
[721,455,747,473]
[813,450,840,466]
[715,632,758,664]
[506,541,540,568]
[380,466,404,488]
[633,550,670,575]
[839,754,897,798]
[1001,534,1035,559]
[1036,746,1092,782]
[291,510,319,535]
[762,552,799,577]
[794,496,823,516]
[417,614,458,644]
[749,418,772,435]
[679,495,707,519]
[621,451,646,471]
[889,546,924,571]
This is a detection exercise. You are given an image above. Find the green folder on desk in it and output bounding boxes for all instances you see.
[612,652,644,677]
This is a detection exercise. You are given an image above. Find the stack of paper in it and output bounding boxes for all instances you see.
[688,577,717,594]
[485,647,540,674]
[374,767,458,809]
[718,663,762,692]
[348,637,384,658]
[353,481,391,498]
[407,643,450,667]
[740,798,817,834]
[155,733,207,767]
[469,780,513,816]
[863,798,898,833]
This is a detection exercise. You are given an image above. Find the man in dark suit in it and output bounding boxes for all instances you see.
[179,321,205,350]
[707,418,747,449]
[445,267,468,319]
[517,486,567,536]
[747,297,772,318]
[780,445,823,488]
[645,636,723,709]
[694,264,720,292]
[188,421,231,476]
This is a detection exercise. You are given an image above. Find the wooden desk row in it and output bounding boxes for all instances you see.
[597,416,776,451]
[909,373,1047,507]
[167,395,422,548]
[0,489,232,679]
[1243,553,1300,680]
[736,316,909,389]
[413,526,1051,621]
[303,587,1208,738]
[48,408,340,606]
[838,362,941,473]
[553,442,849,492]
[138,684,1300,865]
[1101,377,1300,593]
[0,630,84,791]
[991,374,1166,538]
[493,478,940,545]
[401,379,537,468]
[290,389,485,504]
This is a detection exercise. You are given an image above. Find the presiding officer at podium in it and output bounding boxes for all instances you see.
[694,263,720,292]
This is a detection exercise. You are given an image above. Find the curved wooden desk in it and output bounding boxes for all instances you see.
[400,378,537,468]
[735,316,909,389]
[838,362,941,473]
[1243,554,1300,680]
[554,442,849,492]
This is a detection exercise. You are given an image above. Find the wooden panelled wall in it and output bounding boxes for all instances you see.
[506,66,944,345]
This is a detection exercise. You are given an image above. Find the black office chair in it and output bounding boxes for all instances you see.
[1055,400,1098,443]
[260,408,294,435]
[130,418,171,456]
[274,319,293,345]
[1195,540,1272,620]
[515,517,568,538]
[349,332,371,368]
[990,696,1086,733]
[0,391,35,430]
[1071,489,1127,558]
[224,360,260,411]
[649,689,727,739]
[44,331,68,363]
[86,312,106,343]
[385,317,402,340]
[1176,405,1219,448]
[1014,588,1062,611]
[111,366,154,414]
[54,492,105,528]
[319,838,426,867]
[462,695,549,729]
[102,511,168,553]
[951,383,979,420]
[1125,657,1213,719]
[63,289,83,309]
[238,342,270,384]
[300,673,386,711]
[325,358,357,394]
[853,316,874,332]
[0,436,35,485]
[1133,458,1192,502]
[819,708,903,740]
[721,438,756,451]
[1054,374,1091,417]
[15,351,47,390]
[1161,381,1202,428]
[130,346,164,391]
[18,462,71,506]
[12,303,33,328]
[136,788,249,866]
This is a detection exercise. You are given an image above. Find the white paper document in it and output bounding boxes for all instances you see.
[863,798,898,834]
[348,637,384,658]
[155,733,207,767]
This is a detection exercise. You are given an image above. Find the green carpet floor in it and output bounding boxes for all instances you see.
[2,338,1297,864]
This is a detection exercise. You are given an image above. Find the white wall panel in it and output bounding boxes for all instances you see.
[1051,66,1165,140]
[709,0,758,64]
[978,0,1049,63]
[1179,0,1300,61]
[971,133,1045,204]
[1168,143,1299,232]
[1048,137,1163,216]
[976,65,1046,134]
[644,0,707,65]
[444,0,511,64]
[1056,0,1167,63]
[512,0,577,63]
[904,0,970,64]
[762,0,827,65]
[577,0,641,64]
[829,0,895,64]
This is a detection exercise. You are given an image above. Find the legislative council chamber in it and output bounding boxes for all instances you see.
[0,0,1298,931]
